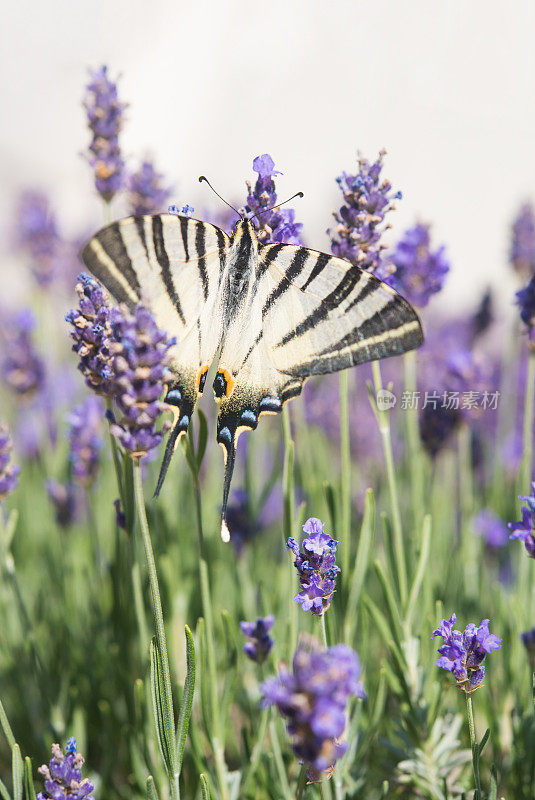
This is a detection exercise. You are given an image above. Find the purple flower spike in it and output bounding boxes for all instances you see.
[106,305,175,457]
[37,739,94,800]
[83,65,126,202]
[328,150,401,274]
[473,509,508,549]
[1,309,46,398]
[521,627,535,657]
[508,483,535,558]
[0,424,20,501]
[510,203,535,277]
[46,480,84,528]
[66,274,115,397]
[261,636,365,782]
[383,223,450,307]
[240,615,274,663]
[68,396,104,486]
[432,614,502,693]
[515,276,535,346]
[240,154,303,245]
[287,517,340,615]
[127,159,172,216]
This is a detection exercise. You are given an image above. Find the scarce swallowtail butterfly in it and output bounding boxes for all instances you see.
[81,192,423,541]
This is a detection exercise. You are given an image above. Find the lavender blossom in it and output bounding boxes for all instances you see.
[383,223,450,307]
[13,190,61,286]
[261,636,365,782]
[37,738,94,800]
[515,275,535,346]
[68,396,104,486]
[473,509,508,549]
[510,203,535,277]
[508,483,535,558]
[241,154,303,245]
[240,615,274,663]
[66,274,115,396]
[1,309,45,398]
[287,518,340,615]
[431,613,502,692]
[328,150,401,273]
[521,627,535,659]
[46,480,84,528]
[106,305,175,457]
[127,159,172,215]
[0,425,20,501]
[83,65,126,201]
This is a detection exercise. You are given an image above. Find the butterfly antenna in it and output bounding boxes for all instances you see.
[248,191,304,222]
[199,176,242,218]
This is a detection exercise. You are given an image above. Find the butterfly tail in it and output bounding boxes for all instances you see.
[153,417,188,498]
[218,423,241,543]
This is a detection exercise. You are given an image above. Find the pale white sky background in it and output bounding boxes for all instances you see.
[1,0,534,313]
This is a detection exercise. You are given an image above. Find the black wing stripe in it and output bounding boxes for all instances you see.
[262,248,309,318]
[312,298,405,358]
[100,223,142,295]
[274,266,364,348]
[152,216,186,326]
[134,216,150,261]
[180,217,190,262]
[301,252,331,291]
[195,223,209,301]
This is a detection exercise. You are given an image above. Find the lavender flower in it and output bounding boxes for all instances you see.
[261,636,365,782]
[37,738,94,800]
[68,396,104,486]
[508,482,535,558]
[0,425,20,501]
[510,203,535,277]
[127,159,172,215]
[241,154,303,245]
[83,65,126,201]
[66,274,115,396]
[46,480,83,528]
[431,613,502,692]
[419,403,461,458]
[521,627,535,659]
[515,275,535,346]
[473,509,508,549]
[383,223,450,307]
[240,615,274,663]
[328,150,401,273]
[13,190,61,287]
[1,309,46,398]
[287,518,340,615]
[106,305,175,457]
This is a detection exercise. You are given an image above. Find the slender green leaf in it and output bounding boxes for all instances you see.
[12,745,23,800]
[146,775,160,800]
[24,758,36,800]
[200,774,211,800]
[0,778,11,800]
[373,561,404,645]
[345,489,375,639]
[488,765,498,800]
[150,637,177,778]
[405,514,432,629]
[0,701,16,749]
[175,625,196,772]
[2,510,18,553]
[123,453,135,535]
[323,481,337,536]
[478,727,490,756]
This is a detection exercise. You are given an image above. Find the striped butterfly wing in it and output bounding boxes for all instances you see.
[213,241,423,537]
[80,214,229,491]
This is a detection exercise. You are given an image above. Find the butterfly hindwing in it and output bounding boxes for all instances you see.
[80,214,229,491]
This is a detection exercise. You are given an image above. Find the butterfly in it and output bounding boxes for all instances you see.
[81,199,423,540]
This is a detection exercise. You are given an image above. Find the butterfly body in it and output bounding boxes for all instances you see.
[81,211,423,540]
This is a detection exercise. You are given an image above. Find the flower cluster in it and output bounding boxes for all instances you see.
[431,613,502,692]
[68,396,103,486]
[83,65,126,202]
[261,636,365,781]
[515,275,535,346]
[287,518,340,615]
[1,309,46,398]
[46,480,83,528]
[328,150,401,273]
[473,509,507,549]
[14,190,61,287]
[37,737,94,800]
[510,203,535,278]
[127,159,172,216]
[0,425,20,501]
[508,483,535,558]
[240,615,274,663]
[66,274,115,396]
[383,223,450,307]
[106,305,175,456]
[241,154,303,245]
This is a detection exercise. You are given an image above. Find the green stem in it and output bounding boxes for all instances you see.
[521,348,535,493]
[371,361,407,607]
[295,764,308,800]
[339,372,351,582]
[320,613,328,648]
[132,459,178,800]
[403,351,425,529]
[269,718,293,800]
[282,406,298,659]
[465,692,482,800]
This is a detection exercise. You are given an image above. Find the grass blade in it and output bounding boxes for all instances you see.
[175,625,196,772]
